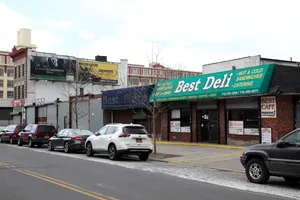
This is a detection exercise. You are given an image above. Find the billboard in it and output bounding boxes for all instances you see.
[29,52,77,81]
[78,61,118,84]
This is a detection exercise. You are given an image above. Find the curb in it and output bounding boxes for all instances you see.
[154,141,245,150]
[149,158,169,163]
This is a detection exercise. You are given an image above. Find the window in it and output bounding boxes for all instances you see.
[141,79,150,86]
[57,130,65,137]
[123,126,148,134]
[37,125,56,133]
[131,68,139,75]
[106,126,116,135]
[0,68,3,76]
[98,126,108,135]
[21,85,24,99]
[73,129,93,136]
[18,65,21,78]
[14,67,17,79]
[283,131,300,145]
[14,87,16,99]
[7,91,14,98]
[142,69,150,76]
[7,57,13,65]
[228,110,259,135]
[0,56,4,64]
[0,80,3,87]
[7,80,13,88]
[170,108,191,131]
[17,86,20,99]
[0,91,3,98]
[22,64,25,77]
[8,68,14,77]
[130,78,139,86]
[80,88,84,95]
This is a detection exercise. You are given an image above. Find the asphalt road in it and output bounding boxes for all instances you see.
[0,144,294,200]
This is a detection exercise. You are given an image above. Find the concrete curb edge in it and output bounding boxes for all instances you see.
[154,141,245,150]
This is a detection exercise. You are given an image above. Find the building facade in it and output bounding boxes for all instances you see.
[128,64,201,86]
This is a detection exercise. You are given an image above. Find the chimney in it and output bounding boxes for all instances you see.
[290,57,293,61]
[95,55,107,62]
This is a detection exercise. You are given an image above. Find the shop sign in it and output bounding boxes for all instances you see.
[229,121,243,135]
[170,121,181,132]
[261,128,272,144]
[29,52,77,81]
[149,64,275,102]
[79,61,118,84]
[244,128,259,136]
[12,99,25,107]
[261,96,276,118]
[181,127,191,133]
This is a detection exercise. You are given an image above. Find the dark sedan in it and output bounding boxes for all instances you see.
[48,129,93,153]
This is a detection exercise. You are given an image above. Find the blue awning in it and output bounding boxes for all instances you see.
[102,85,154,109]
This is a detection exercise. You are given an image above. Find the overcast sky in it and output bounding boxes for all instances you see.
[1,0,300,72]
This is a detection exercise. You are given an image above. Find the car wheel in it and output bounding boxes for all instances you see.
[17,137,23,146]
[139,153,150,161]
[86,142,94,157]
[64,142,70,153]
[246,158,270,184]
[28,138,35,148]
[108,144,119,160]
[283,177,300,184]
[48,141,54,151]
[9,137,13,144]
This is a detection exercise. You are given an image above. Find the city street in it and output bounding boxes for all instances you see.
[0,144,299,200]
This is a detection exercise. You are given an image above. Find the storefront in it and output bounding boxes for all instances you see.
[150,64,300,145]
[102,85,154,132]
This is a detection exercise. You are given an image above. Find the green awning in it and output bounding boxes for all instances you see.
[149,64,275,102]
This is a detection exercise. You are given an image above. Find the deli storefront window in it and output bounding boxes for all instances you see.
[228,110,259,136]
[170,108,191,133]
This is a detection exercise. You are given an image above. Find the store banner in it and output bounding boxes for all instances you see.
[149,64,275,102]
[261,96,276,118]
[170,121,181,132]
[29,53,77,81]
[79,61,118,84]
[228,121,243,135]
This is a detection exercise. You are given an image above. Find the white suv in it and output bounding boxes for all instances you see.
[85,123,153,161]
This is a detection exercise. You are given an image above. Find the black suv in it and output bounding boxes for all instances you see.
[240,128,300,184]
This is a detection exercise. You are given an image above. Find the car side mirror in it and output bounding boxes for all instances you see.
[276,140,287,148]
[95,132,101,136]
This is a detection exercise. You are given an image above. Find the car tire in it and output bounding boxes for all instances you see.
[246,158,270,184]
[9,137,13,145]
[283,177,300,184]
[28,138,35,148]
[139,153,150,161]
[0,136,2,143]
[17,137,23,146]
[108,144,119,160]
[64,142,70,153]
[86,142,94,157]
[48,141,54,151]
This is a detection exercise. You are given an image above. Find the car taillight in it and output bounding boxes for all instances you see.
[72,136,82,141]
[147,134,152,138]
[119,133,130,137]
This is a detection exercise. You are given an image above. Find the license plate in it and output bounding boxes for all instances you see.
[136,138,142,143]
[44,136,49,139]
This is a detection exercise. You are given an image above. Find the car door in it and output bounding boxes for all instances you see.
[21,125,32,143]
[270,130,300,175]
[51,130,65,149]
[93,126,109,151]
[101,126,116,150]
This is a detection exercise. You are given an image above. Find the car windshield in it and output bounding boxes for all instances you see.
[37,125,56,133]
[16,125,27,131]
[5,125,16,132]
[73,129,93,136]
[123,126,148,134]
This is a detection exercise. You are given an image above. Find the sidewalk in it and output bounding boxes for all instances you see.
[149,142,245,173]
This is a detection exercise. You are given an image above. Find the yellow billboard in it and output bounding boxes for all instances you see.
[79,61,118,83]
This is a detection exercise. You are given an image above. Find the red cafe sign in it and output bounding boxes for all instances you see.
[261,96,277,118]
[12,99,25,107]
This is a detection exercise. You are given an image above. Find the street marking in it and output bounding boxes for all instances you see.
[0,161,119,200]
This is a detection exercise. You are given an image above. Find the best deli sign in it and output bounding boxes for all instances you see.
[149,64,275,102]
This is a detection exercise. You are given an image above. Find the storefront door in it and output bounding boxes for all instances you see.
[199,110,218,143]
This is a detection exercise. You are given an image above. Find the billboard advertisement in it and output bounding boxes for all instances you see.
[78,61,118,84]
[29,52,77,81]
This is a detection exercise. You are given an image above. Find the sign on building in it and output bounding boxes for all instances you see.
[261,128,272,143]
[79,61,118,84]
[228,121,243,135]
[261,96,277,118]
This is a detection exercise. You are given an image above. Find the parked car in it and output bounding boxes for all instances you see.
[48,129,93,153]
[18,124,57,148]
[0,126,6,132]
[0,124,28,144]
[85,123,153,161]
[240,128,300,184]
